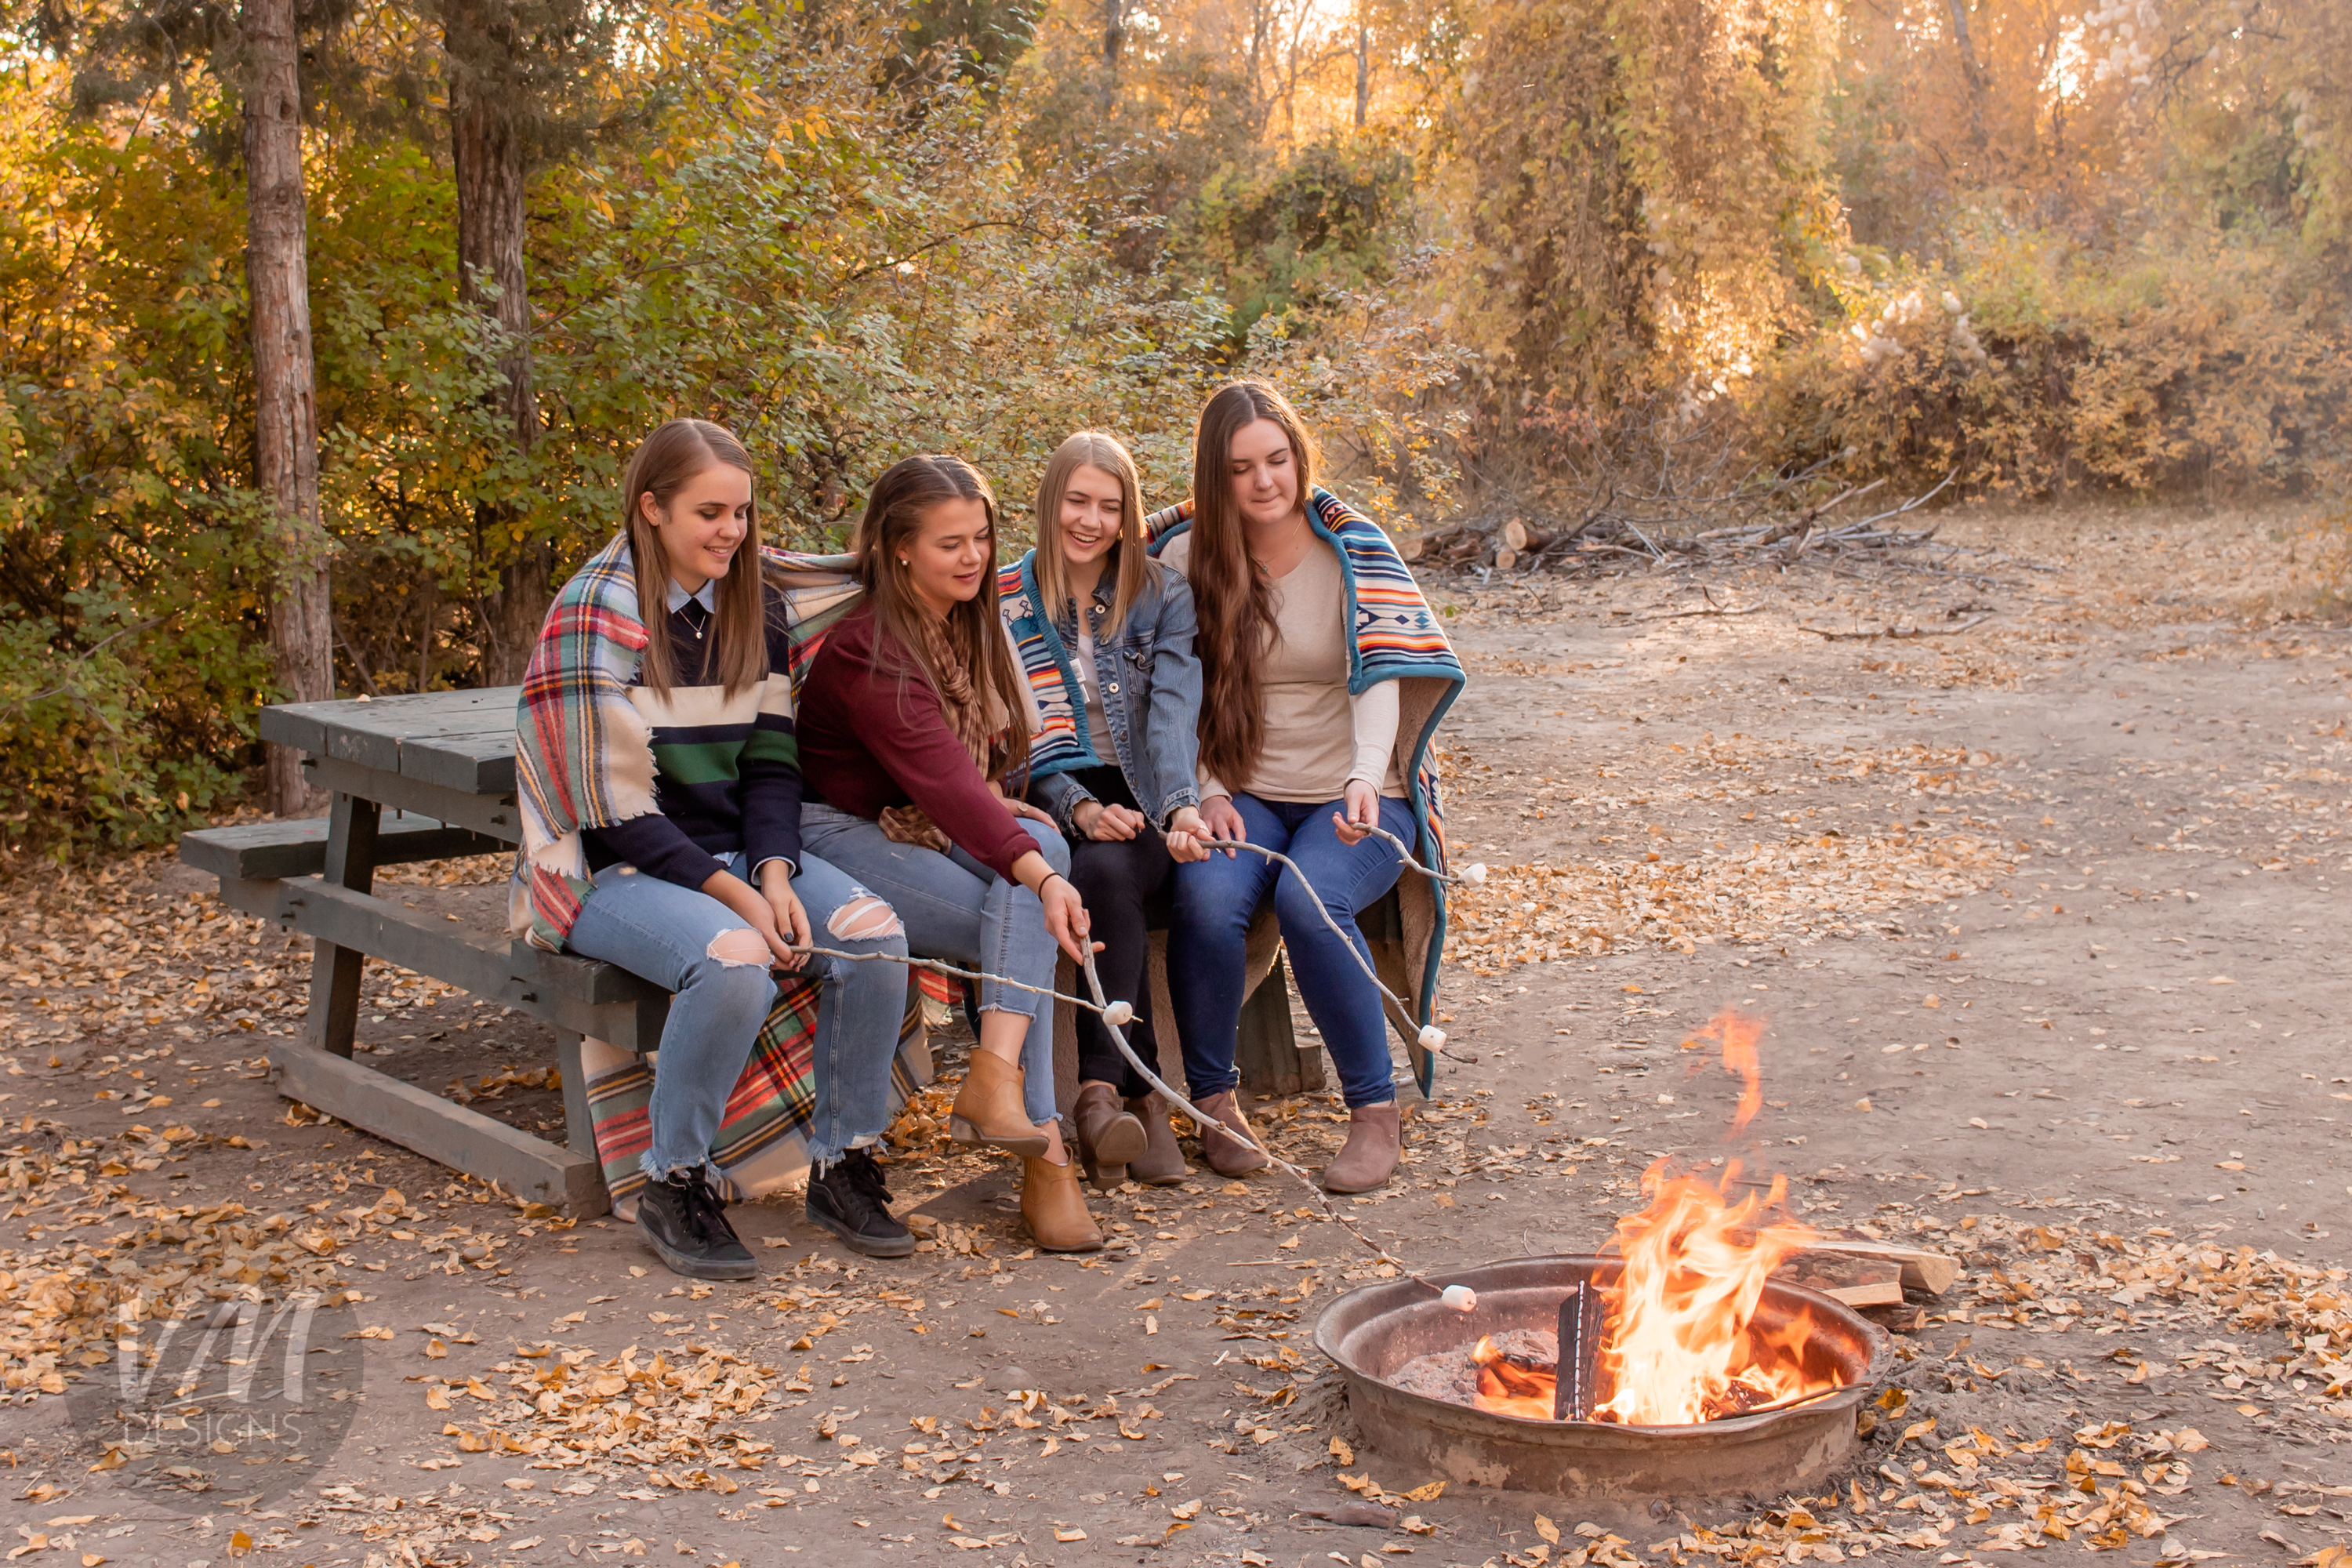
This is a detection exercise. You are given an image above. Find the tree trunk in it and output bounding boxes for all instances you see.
[1102,0,1124,74]
[1353,13,1370,129]
[242,0,330,817]
[447,0,547,687]
[1943,0,1990,162]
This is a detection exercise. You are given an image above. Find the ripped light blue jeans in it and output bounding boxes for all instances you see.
[798,802,1067,1126]
[565,850,909,1175]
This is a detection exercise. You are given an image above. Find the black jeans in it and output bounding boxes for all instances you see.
[1061,767,1171,1097]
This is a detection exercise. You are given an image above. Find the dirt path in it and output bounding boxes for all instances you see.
[1,504,2346,1568]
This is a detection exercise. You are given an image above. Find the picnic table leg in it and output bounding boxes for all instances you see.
[303,792,382,1059]
[1235,950,1323,1098]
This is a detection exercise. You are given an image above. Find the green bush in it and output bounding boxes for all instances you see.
[1174,136,1417,349]
[0,597,247,858]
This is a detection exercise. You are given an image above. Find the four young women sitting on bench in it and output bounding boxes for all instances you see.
[519,381,1463,1279]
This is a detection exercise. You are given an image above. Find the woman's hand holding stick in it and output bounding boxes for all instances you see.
[700,866,808,971]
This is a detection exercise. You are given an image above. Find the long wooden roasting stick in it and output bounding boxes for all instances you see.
[783,826,1494,1306]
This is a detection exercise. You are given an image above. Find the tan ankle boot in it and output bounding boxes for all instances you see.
[1124,1094,1191,1186]
[1319,1102,1401,1193]
[949,1051,1048,1156]
[1193,1090,1270,1178]
[1072,1082,1147,1189]
[1021,1156,1103,1252]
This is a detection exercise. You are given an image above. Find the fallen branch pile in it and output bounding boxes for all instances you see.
[1403,470,2010,582]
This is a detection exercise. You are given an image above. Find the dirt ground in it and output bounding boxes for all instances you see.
[1,502,2347,1568]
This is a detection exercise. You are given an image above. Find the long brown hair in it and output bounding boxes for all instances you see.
[854,454,1031,782]
[1188,380,1321,789]
[622,419,766,699]
[1032,430,1149,641]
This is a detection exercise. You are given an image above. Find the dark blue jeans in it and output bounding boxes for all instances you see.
[1168,791,1414,1109]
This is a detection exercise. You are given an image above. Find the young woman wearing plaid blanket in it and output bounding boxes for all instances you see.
[514,420,914,1279]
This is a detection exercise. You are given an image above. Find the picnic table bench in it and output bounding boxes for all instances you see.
[179,690,1328,1218]
[178,689,666,1216]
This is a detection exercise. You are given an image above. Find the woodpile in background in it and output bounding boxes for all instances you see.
[1401,472,1973,579]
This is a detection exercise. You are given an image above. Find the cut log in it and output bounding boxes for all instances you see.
[1776,1250,1904,1308]
[1494,547,1519,572]
[1502,519,1557,554]
[1399,527,1468,563]
[1806,1236,1960,1296]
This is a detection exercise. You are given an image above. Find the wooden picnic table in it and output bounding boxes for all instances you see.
[178,690,1323,1219]
[176,688,666,1216]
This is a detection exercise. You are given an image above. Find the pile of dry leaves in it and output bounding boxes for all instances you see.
[0,851,472,1048]
[1442,741,2022,969]
[0,1124,351,1399]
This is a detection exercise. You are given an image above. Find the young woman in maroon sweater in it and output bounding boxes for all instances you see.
[797,455,1103,1251]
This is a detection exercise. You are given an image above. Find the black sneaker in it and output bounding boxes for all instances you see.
[805,1149,915,1258]
[636,1168,755,1281]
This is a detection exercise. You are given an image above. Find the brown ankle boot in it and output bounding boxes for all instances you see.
[949,1051,1048,1156]
[1072,1081,1148,1189]
[1319,1102,1401,1193]
[1193,1090,1270,1178]
[1021,1156,1103,1252]
[1124,1094,1191,1186]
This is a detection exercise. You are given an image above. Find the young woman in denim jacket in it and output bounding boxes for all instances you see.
[1000,433,1210,1188]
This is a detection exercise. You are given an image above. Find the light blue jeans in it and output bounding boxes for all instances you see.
[798,802,1067,1126]
[566,850,909,1174]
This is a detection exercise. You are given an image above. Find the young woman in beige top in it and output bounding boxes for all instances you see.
[1159,382,1421,1193]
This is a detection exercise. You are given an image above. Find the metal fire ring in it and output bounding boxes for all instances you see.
[1314,1254,1887,1499]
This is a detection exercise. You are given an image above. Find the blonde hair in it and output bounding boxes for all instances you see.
[1031,430,1149,640]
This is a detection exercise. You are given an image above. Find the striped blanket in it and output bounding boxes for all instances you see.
[510,539,931,1213]
[1142,486,1466,1094]
[996,551,1096,786]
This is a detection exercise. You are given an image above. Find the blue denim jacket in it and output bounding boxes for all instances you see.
[1007,549,1203,833]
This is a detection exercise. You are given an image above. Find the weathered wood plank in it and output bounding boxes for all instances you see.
[257,703,331,757]
[305,794,379,1060]
[272,1045,608,1214]
[301,755,521,841]
[180,812,506,883]
[1235,951,1323,1098]
[214,876,663,1051]
[401,730,520,794]
[508,939,672,1011]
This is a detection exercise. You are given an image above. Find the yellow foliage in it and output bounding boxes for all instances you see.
[1746,221,2350,497]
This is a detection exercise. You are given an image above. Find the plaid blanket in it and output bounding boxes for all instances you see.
[511,538,936,1208]
[583,968,960,1219]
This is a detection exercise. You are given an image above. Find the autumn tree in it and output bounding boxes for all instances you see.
[430,0,628,684]
[52,0,335,814]
[1436,0,1841,448]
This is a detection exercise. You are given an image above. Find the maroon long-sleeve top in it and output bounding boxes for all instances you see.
[796,603,1038,882]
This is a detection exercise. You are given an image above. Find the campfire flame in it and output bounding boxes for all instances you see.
[1682,1007,1766,1131]
[1462,1008,1849,1425]
[1590,1160,1823,1424]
